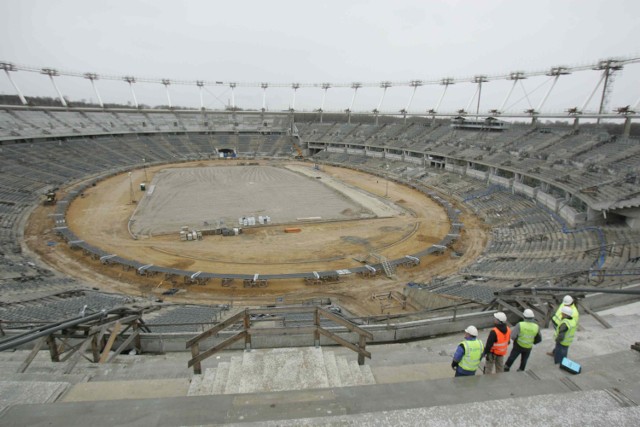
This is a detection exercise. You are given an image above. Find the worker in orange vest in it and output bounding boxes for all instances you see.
[482,312,511,374]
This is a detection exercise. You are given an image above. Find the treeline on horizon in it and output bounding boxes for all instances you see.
[0,95,636,136]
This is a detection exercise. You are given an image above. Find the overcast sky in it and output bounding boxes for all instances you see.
[1,0,639,114]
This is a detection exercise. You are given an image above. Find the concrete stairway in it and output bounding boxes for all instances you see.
[188,347,375,396]
[1,302,639,426]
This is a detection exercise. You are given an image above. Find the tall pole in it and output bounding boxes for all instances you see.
[261,83,268,111]
[376,81,391,126]
[41,68,67,107]
[320,83,330,123]
[124,76,138,108]
[348,82,361,124]
[1,62,28,105]
[84,73,103,108]
[162,79,172,108]
[473,75,487,119]
[595,59,623,125]
[229,82,236,110]
[291,83,300,111]
[196,81,204,110]
[499,72,525,113]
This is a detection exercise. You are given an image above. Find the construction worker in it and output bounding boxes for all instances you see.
[482,312,511,374]
[504,309,542,372]
[451,325,484,377]
[548,295,579,358]
[551,295,579,328]
[553,305,577,364]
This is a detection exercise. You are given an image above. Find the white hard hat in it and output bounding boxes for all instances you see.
[523,309,535,319]
[465,325,478,336]
[561,306,573,316]
[494,312,507,323]
[563,295,574,305]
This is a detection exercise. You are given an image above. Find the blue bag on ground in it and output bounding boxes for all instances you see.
[560,357,582,374]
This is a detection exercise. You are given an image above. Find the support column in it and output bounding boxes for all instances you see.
[124,76,138,108]
[1,63,28,105]
[41,68,67,107]
[162,79,172,108]
[196,81,205,110]
[84,73,103,108]
[320,83,330,124]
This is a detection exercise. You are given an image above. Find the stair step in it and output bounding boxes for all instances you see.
[224,356,243,394]
[360,364,376,385]
[323,351,342,387]
[211,361,230,394]
[336,356,355,386]
[238,350,265,394]
[199,368,217,395]
[348,360,366,385]
[186,375,203,396]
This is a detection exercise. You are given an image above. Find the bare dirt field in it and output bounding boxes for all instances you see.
[24,159,489,316]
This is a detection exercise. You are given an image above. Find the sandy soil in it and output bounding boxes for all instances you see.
[23,159,489,316]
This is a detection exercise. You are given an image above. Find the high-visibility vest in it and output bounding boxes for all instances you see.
[458,339,484,372]
[517,321,539,349]
[490,326,511,356]
[552,304,579,326]
[554,317,577,347]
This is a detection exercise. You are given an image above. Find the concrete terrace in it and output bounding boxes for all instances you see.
[1,301,639,426]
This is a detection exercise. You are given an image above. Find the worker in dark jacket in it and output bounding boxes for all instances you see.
[482,312,511,374]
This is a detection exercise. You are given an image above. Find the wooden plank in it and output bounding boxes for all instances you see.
[247,326,317,336]
[64,338,93,374]
[190,344,201,374]
[317,328,371,359]
[317,307,373,339]
[47,335,60,362]
[107,331,140,363]
[358,335,367,366]
[495,298,526,319]
[99,322,122,364]
[17,336,47,373]
[88,314,141,334]
[185,310,246,348]
[188,332,246,368]
[577,301,612,329]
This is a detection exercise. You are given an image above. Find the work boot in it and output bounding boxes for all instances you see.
[504,366,510,372]
[546,352,554,357]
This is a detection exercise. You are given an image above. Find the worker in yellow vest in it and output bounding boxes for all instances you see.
[482,312,511,374]
[554,306,577,364]
[551,295,579,328]
[451,325,484,377]
[504,309,542,372]
[548,295,579,358]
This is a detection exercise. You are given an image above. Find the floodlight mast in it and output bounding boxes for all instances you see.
[472,75,488,119]
[594,59,623,125]
[260,83,268,112]
[196,81,204,110]
[290,83,300,111]
[347,82,361,124]
[401,80,422,123]
[498,72,526,113]
[374,81,392,125]
[41,68,67,107]
[162,79,172,108]
[1,62,28,105]
[123,76,138,108]
[432,78,454,121]
[319,83,330,123]
[229,82,237,110]
[84,73,103,108]
[537,66,570,112]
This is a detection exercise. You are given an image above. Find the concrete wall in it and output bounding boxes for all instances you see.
[488,175,511,188]
[466,169,487,181]
[513,182,537,198]
[559,204,586,227]
[536,191,559,211]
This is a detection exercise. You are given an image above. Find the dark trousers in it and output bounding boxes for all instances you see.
[554,342,569,364]
[505,342,532,371]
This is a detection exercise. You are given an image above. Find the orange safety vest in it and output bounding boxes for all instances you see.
[490,326,511,356]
